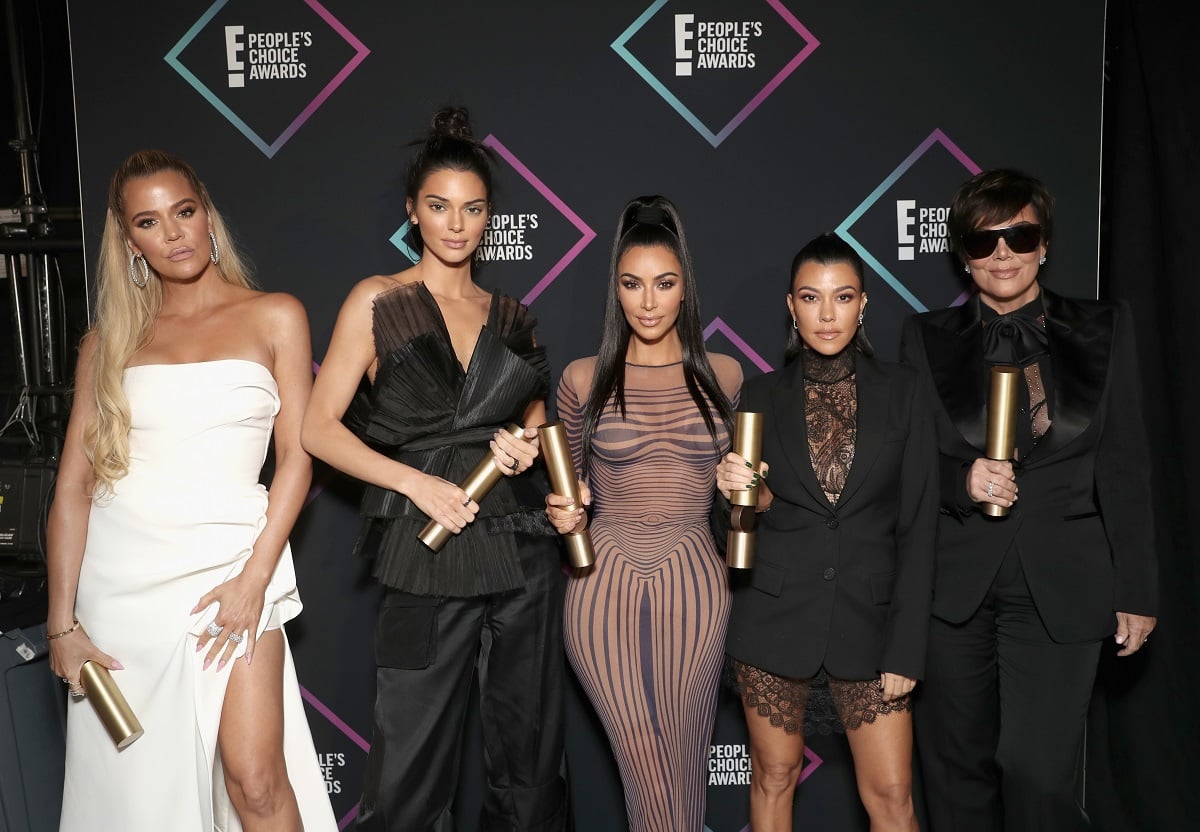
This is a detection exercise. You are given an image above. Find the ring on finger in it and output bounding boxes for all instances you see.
[462,497,472,507]
[227,631,245,644]
[509,456,519,471]
[987,480,995,498]
[205,621,223,638]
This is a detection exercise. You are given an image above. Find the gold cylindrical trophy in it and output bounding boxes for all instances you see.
[79,661,143,749]
[419,423,527,552]
[728,412,764,569]
[537,421,596,569]
[983,366,1021,518]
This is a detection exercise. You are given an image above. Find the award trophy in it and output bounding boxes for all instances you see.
[418,423,527,552]
[727,412,763,569]
[80,661,144,749]
[537,421,596,568]
[983,366,1021,518]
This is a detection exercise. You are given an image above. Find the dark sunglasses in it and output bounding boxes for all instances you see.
[961,223,1043,260]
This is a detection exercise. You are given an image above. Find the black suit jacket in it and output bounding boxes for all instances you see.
[899,288,1158,643]
[723,352,938,681]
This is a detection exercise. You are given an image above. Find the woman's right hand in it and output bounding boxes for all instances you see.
[48,628,122,697]
[716,452,768,500]
[966,458,1018,508]
[546,481,591,534]
[407,471,479,533]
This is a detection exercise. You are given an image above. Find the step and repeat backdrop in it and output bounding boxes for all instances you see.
[67,1,1104,829]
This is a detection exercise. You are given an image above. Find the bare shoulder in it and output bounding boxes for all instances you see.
[561,356,598,393]
[707,352,744,395]
[249,290,307,320]
[72,330,100,384]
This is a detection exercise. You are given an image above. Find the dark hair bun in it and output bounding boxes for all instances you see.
[431,106,474,140]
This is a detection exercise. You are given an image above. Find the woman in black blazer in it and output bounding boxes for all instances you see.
[900,169,1157,832]
[717,233,937,832]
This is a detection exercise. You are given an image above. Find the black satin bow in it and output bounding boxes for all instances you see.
[982,312,1049,366]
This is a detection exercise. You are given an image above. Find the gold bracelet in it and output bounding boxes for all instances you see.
[46,619,80,640]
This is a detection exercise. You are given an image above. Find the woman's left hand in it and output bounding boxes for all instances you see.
[878,672,917,702]
[191,571,268,671]
[716,453,768,501]
[1114,611,1156,657]
[491,427,540,476]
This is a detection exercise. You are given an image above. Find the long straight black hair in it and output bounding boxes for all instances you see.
[579,195,734,476]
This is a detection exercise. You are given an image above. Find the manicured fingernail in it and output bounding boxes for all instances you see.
[203,658,212,670]
[111,661,124,670]
[745,460,753,468]
[245,653,253,666]
[217,659,227,672]
[746,483,754,489]
[1115,635,1126,644]
[195,641,205,652]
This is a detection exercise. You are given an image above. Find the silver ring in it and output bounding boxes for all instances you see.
[987,481,995,498]
[205,621,223,638]
[462,498,472,507]
[227,632,245,644]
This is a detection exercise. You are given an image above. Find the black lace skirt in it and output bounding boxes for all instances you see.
[730,659,912,735]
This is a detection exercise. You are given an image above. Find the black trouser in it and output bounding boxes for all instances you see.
[358,535,568,832]
[916,546,1102,832]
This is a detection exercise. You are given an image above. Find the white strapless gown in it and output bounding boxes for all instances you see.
[60,360,336,831]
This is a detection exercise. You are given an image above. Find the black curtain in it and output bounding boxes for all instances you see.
[1090,1,1200,829]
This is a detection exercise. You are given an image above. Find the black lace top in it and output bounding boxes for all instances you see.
[352,282,553,597]
[802,345,857,505]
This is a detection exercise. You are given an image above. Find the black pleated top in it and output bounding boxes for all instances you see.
[352,281,553,597]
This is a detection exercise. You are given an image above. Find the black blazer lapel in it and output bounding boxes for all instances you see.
[837,354,888,508]
[924,299,988,452]
[768,359,832,508]
[1026,289,1112,461]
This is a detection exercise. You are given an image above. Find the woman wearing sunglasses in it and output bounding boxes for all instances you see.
[900,169,1157,832]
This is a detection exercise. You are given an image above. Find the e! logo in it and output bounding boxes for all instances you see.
[674,14,694,76]
[225,25,245,88]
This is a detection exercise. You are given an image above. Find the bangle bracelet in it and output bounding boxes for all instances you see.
[46,619,80,640]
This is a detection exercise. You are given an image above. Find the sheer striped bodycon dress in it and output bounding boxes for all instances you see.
[558,356,741,831]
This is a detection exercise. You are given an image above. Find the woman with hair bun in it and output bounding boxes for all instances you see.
[303,107,568,831]
[546,195,741,831]
[47,149,335,830]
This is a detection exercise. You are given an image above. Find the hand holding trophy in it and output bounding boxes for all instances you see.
[728,412,763,569]
[538,421,595,568]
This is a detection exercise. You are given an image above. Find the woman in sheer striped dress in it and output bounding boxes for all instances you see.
[547,195,741,830]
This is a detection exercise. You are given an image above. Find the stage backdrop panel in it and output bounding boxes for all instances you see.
[66,1,1105,829]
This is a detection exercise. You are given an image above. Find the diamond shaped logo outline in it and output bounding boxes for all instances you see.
[298,684,369,829]
[389,134,597,307]
[834,128,981,313]
[703,317,774,374]
[612,0,820,148]
[164,0,370,159]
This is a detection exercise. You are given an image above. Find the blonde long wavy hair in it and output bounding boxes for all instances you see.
[86,150,255,496]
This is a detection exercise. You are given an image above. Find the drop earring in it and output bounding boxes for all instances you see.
[209,231,220,264]
[1039,255,1047,265]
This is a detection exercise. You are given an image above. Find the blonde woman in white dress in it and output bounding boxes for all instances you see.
[46,150,336,831]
